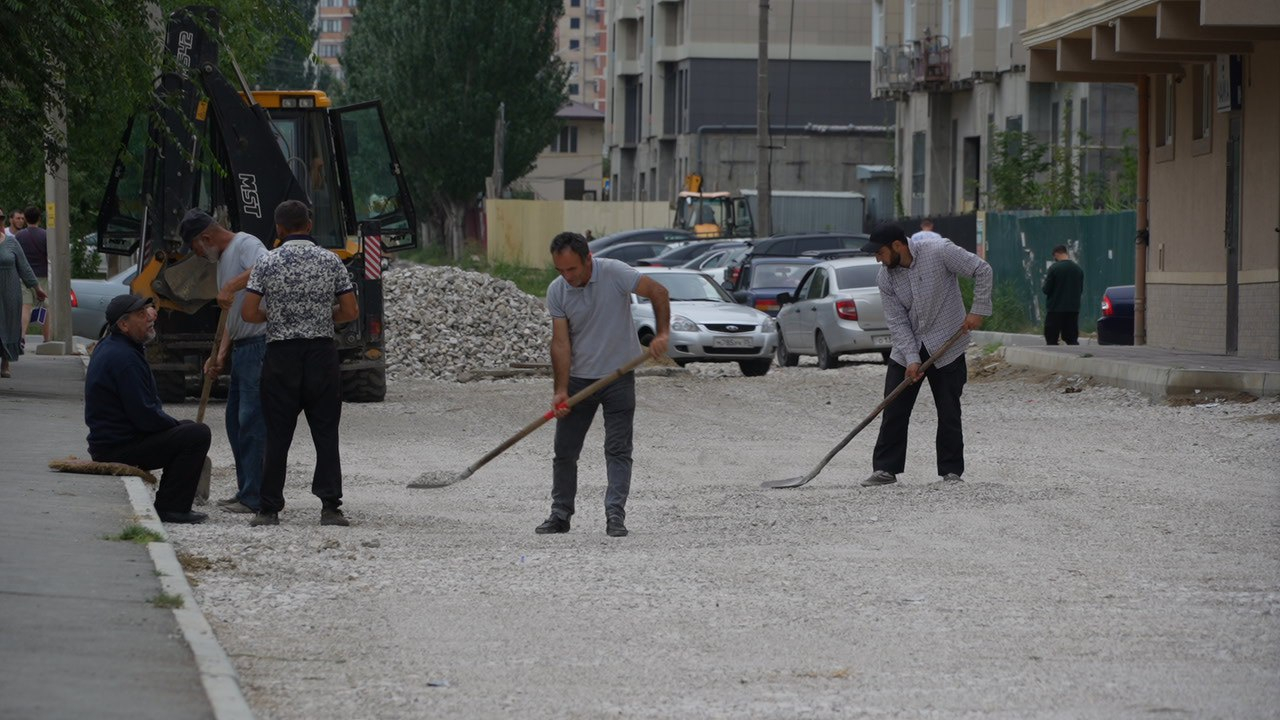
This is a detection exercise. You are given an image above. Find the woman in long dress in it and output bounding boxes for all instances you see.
[0,231,47,377]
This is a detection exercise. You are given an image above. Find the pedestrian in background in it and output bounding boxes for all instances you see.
[1042,244,1084,346]
[861,223,992,487]
[536,231,670,538]
[15,206,48,342]
[84,294,211,524]
[5,207,25,239]
[911,217,941,242]
[183,209,269,514]
[0,226,47,377]
[240,200,357,528]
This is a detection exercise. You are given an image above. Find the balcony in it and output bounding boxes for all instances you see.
[910,33,953,89]
[873,45,912,99]
[875,33,955,97]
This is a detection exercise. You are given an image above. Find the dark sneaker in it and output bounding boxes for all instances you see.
[940,473,963,483]
[535,515,570,534]
[216,495,241,507]
[861,470,897,487]
[321,508,350,527]
[156,510,208,524]
[606,516,628,537]
[249,512,279,527]
[220,501,256,514]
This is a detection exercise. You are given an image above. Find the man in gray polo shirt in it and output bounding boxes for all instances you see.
[183,209,269,513]
[537,232,670,538]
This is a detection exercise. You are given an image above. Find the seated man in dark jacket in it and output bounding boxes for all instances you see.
[85,294,212,524]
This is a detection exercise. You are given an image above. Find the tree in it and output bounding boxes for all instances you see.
[0,0,305,247]
[342,0,569,258]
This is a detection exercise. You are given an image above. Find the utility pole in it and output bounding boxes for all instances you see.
[489,101,507,200]
[41,82,72,355]
[755,0,772,237]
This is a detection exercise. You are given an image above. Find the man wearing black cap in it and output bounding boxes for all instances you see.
[860,223,993,487]
[84,294,212,523]
[181,208,270,514]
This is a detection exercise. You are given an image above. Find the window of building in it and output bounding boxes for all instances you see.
[318,43,341,58]
[998,0,1012,27]
[348,0,357,6]
[1154,75,1175,162]
[960,0,972,37]
[321,19,342,33]
[552,126,579,153]
[904,0,916,41]
[872,0,884,45]
[569,39,580,50]
[1192,63,1212,153]
[569,61,579,77]
[571,0,581,6]
[568,83,580,96]
[942,0,952,37]
[570,17,580,29]
[911,131,926,215]
[1050,101,1060,144]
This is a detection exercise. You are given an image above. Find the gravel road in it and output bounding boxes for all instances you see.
[169,351,1280,719]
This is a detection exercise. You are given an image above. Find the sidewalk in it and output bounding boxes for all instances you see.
[0,352,219,720]
[973,330,1280,399]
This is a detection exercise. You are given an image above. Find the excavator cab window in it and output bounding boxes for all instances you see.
[96,117,149,256]
[269,112,345,249]
[330,101,418,251]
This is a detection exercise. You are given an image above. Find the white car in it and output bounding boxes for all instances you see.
[775,256,891,369]
[630,267,777,376]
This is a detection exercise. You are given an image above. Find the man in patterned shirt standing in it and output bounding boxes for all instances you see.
[860,223,992,487]
[241,200,358,527]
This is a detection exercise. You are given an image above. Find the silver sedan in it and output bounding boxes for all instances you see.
[630,267,777,376]
[775,256,892,369]
[70,267,135,339]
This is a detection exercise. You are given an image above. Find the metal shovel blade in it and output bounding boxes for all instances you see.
[761,474,814,489]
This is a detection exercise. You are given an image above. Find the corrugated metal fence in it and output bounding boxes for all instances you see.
[982,211,1137,333]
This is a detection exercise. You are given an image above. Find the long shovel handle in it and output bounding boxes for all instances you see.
[800,326,970,483]
[461,353,651,477]
[196,307,230,425]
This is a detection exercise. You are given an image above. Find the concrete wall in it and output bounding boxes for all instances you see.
[485,199,671,267]
[1146,45,1280,358]
[685,132,894,199]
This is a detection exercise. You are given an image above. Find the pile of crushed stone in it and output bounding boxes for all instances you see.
[382,263,551,382]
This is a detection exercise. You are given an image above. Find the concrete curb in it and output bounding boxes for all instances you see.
[124,478,255,720]
[1000,346,1280,399]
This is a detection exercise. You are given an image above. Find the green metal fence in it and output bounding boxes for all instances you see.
[982,211,1137,333]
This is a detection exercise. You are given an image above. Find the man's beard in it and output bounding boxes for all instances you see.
[143,327,157,344]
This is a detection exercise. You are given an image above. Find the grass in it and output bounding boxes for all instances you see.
[398,241,559,298]
[982,342,1003,355]
[960,277,1038,334]
[108,524,165,544]
[149,592,184,609]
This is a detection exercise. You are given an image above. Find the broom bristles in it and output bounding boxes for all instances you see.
[48,456,159,485]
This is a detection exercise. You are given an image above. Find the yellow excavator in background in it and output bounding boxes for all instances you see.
[673,174,754,240]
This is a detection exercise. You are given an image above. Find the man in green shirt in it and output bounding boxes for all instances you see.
[1042,244,1084,345]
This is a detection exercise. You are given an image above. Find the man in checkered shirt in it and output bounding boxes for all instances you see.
[860,223,993,487]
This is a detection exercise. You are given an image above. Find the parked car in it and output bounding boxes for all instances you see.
[588,228,694,253]
[592,241,678,266]
[681,243,751,284]
[724,256,818,316]
[70,266,135,339]
[630,267,777,376]
[723,232,868,288]
[1096,284,1135,345]
[775,256,891,369]
[636,240,744,268]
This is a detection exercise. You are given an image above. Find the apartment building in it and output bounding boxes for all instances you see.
[524,102,607,200]
[1023,0,1279,359]
[874,0,1136,216]
[605,0,894,204]
[559,0,610,113]
[311,0,358,80]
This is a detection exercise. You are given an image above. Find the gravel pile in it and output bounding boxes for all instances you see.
[383,263,552,382]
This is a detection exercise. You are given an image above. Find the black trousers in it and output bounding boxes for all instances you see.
[91,421,211,513]
[1044,311,1080,345]
[871,345,967,478]
[259,338,343,514]
[551,373,636,521]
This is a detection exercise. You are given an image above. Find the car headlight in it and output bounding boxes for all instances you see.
[760,317,777,332]
[671,315,698,332]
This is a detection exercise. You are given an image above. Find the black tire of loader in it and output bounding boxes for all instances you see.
[156,370,187,404]
[342,366,386,403]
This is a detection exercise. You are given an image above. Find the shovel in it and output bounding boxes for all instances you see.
[762,326,968,489]
[408,353,651,489]
[193,307,228,504]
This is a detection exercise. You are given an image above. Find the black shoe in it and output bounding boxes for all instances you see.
[535,515,570,534]
[249,512,279,527]
[321,508,350,526]
[606,515,628,537]
[156,509,208,524]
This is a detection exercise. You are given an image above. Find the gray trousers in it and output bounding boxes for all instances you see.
[551,373,635,521]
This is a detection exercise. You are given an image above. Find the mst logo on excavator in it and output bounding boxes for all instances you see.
[238,174,261,219]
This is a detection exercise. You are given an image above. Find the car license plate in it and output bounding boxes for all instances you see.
[873,335,891,346]
[713,337,753,349]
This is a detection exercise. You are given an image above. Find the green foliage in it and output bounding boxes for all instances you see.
[959,276,1036,334]
[109,524,166,544]
[70,237,102,279]
[0,0,307,243]
[252,0,319,90]
[988,129,1050,211]
[149,592,185,609]
[342,0,569,252]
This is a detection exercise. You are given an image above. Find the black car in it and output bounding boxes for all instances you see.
[1097,284,1135,345]
[724,232,868,287]
[588,228,694,253]
[592,241,675,265]
[636,240,747,267]
[725,256,819,316]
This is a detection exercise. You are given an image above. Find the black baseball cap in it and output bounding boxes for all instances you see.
[105,293,155,326]
[862,223,908,254]
[179,208,215,247]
